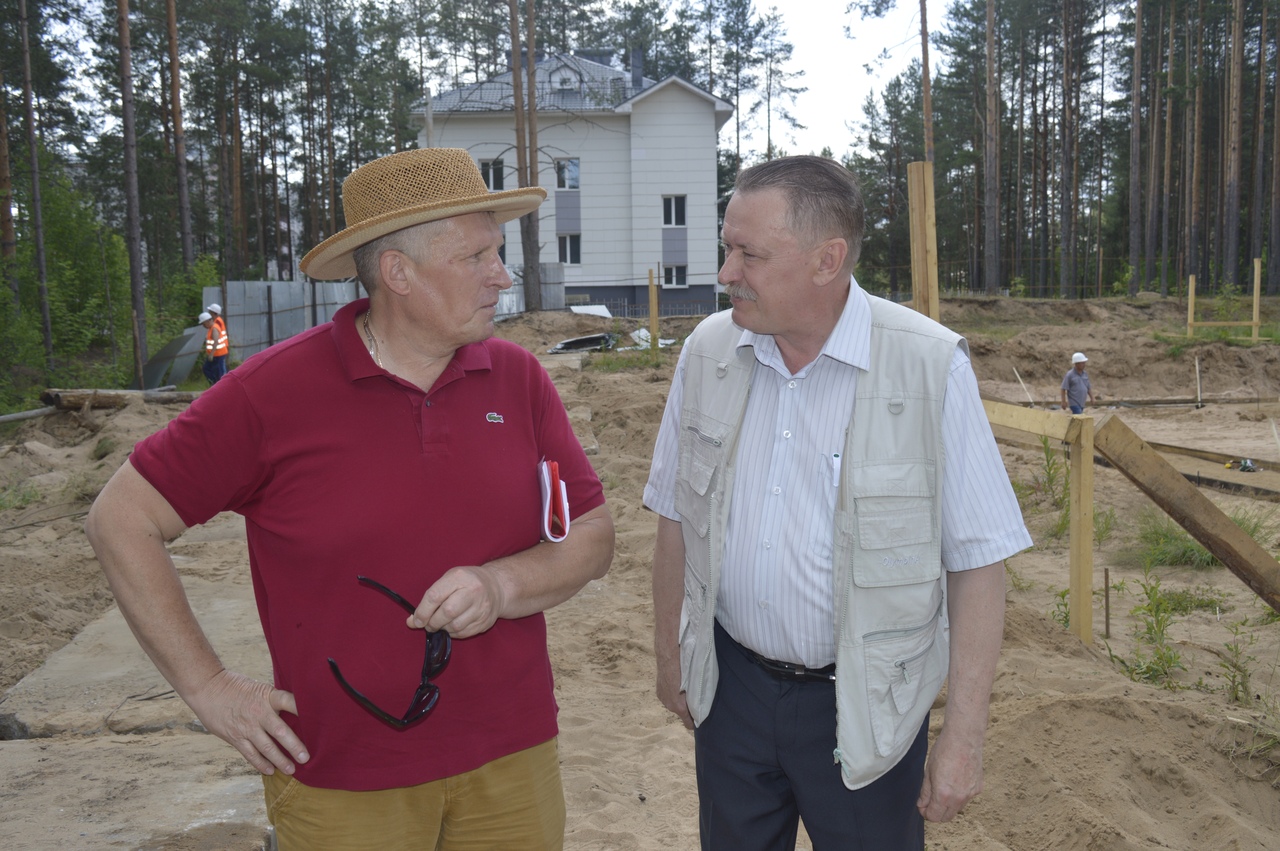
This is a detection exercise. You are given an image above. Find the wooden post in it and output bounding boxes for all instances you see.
[1067,414,1094,643]
[648,268,658,351]
[1186,274,1196,338]
[982,399,1093,641]
[1252,258,1261,341]
[907,161,940,322]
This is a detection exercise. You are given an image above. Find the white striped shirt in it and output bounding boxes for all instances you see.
[643,279,1032,667]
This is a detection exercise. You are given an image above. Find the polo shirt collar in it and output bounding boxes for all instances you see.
[332,296,494,384]
[735,275,872,374]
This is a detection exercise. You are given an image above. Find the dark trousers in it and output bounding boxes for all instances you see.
[202,355,227,385]
[694,621,927,851]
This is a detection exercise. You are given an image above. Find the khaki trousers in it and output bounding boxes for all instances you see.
[263,738,565,851]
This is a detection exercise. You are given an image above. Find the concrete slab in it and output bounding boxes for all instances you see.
[0,573,269,739]
[0,514,273,849]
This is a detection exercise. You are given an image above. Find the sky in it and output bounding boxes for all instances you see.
[740,0,927,159]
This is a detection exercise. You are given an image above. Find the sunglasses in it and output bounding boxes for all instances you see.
[327,575,451,730]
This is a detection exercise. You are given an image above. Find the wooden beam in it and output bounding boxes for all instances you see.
[1092,413,1280,613]
[982,399,1074,441]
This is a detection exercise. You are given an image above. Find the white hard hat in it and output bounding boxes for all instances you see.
[1071,352,1088,364]
[198,311,212,323]
[205,303,222,314]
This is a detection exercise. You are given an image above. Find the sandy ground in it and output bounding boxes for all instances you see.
[2,295,1279,850]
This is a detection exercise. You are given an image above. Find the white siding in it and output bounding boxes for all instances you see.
[627,87,721,295]
[417,81,723,301]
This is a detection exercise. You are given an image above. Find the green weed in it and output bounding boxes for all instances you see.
[1219,621,1256,706]
[1094,506,1117,546]
[0,481,39,510]
[1112,565,1186,688]
[91,436,117,461]
[585,347,672,373]
[1006,561,1033,592]
[1051,588,1070,629]
[1126,507,1276,571]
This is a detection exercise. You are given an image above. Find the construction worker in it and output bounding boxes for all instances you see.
[199,310,229,385]
[205,303,227,346]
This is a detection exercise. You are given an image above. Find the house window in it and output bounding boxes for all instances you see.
[663,195,686,227]
[559,234,581,264]
[663,265,688,288]
[480,158,504,190]
[555,158,580,190]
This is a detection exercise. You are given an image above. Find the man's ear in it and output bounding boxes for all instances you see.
[379,249,414,297]
[813,238,849,287]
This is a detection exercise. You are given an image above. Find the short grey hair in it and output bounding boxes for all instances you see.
[733,155,865,271]
[351,221,441,293]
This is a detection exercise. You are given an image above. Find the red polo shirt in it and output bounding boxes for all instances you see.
[130,298,605,790]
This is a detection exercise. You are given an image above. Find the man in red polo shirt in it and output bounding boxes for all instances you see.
[85,148,615,849]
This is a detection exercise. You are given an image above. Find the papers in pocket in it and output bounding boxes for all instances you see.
[539,459,570,542]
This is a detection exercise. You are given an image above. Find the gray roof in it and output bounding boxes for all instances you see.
[430,53,659,114]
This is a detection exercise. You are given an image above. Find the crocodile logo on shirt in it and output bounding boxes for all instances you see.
[486,412,504,423]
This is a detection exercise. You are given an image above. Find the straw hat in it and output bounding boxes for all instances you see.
[300,148,546,281]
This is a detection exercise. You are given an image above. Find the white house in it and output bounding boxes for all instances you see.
[415,53,733,313]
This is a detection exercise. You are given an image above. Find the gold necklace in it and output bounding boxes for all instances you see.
[363,308,384,369]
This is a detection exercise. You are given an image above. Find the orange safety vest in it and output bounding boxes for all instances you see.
[206,317,229,357]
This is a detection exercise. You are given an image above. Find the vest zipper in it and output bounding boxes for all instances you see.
[686,425,723,446]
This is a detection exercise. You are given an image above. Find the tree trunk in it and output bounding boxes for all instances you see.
[1223,0,1243,290]
[1128,0,1143,296]
[983,0,999,294]
[523,0,541,310]
[920,0,934,163]
[1143,5,1163,293]
[1159,9,1175,296]
[117,0,147,375]
[1015,36,1025,287]
[19,0,52,367]
[1270,14,1280,295]
[1190,0,1204,291]
[0,69,19,311]
[1061,0,1078,299]
[324,20,337,236]
[1248,6,1267,267]
[166,0,194,271]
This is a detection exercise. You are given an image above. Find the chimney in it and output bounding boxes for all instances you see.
[630,46,643,92]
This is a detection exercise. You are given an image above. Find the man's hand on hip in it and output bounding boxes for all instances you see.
[187,669,308,776]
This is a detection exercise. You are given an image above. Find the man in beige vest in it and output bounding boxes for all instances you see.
[645,156,1031,850]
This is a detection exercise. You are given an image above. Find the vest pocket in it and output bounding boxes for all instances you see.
[674,421,724,539]
[847,460,939,587]
[863,612,944,757]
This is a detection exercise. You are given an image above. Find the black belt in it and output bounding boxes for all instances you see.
[742,647,836,683]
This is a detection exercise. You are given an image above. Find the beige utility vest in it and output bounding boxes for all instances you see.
[673,293,962,789]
